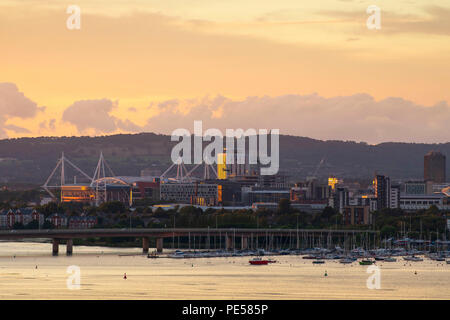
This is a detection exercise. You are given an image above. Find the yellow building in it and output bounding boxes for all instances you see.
[328,177,339,190]
[217,153,227,180]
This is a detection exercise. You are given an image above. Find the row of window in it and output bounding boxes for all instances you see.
[400,200,439,205]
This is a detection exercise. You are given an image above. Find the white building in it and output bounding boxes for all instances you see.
[399,194,449,211]
[389,185,400,209]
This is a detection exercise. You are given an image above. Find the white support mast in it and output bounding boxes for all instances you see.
[42,152,92,201]
[90,151,116,206]
[160,158,191,182]
[185,162,218,180]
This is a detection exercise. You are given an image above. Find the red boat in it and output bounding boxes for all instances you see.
[249,257,269,265]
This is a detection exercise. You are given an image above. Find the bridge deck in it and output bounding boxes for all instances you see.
[0,228,378,240]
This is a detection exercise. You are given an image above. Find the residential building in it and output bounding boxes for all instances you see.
[389,185,400,209]
[68,216,98,229]
[374,175,390,210]
[329,187,349,214]
[46,213,68,228]
[343,206,372,225]
[0,208,44,229]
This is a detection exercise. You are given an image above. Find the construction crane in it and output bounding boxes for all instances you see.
[307,156,326,182]
[314,157,326,177]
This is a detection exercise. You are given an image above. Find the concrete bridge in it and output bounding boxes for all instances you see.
[0,228,378,256]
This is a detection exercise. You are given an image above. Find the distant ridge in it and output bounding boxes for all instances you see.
[0,133,448,184]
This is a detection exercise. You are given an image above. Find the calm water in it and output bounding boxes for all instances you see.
[0,241,449,299]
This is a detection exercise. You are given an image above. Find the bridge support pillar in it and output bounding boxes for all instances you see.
[52,239,59,256]
[66,239,73,256]
[156,238,163,253]
[225,235,233,251]
[241,236,248,250]
[142,237,149,253]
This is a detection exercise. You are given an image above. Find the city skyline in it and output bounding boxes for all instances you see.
[1,1,450,143]
[1,0,449,304]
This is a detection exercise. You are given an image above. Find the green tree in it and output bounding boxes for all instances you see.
[380,225,396,238]
[42,220,54,229]
[425,205,440,215]
[12,222,24,229]
[277,198,291,214]
[25,220,39,229]
[98,201,127,214]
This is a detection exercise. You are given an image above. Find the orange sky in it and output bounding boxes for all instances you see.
[0,1,449,142]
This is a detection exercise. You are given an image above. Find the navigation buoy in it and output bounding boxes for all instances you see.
[123,273,127,279]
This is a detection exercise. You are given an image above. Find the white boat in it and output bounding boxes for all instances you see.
[403,256,423,262]
[339,258,354,264]
[383,257,397,262]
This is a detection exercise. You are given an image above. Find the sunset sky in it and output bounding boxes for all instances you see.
[1,0,449,143]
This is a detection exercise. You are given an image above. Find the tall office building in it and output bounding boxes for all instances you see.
[424,151,446,183]
[389,185,400,209]
[374,175,390,210]
[217,152,227,180]
[329,187,349,214]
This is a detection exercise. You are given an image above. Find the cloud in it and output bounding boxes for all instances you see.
[39,118,56,130]
[2,83,449,144]
[0,82,44,137]
[62,99,142,134]
[318,5,450,36]
[3,124,30,134]
[393,6,450,36]
[144,93,450,144]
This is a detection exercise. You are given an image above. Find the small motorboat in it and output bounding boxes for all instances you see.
[383,257,397,262]
[339,258,354,264]
[403,256,423,262]
[249,257,269,265]
[359,259,374,265]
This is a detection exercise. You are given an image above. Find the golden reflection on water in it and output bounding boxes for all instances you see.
[0,241,448,299]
